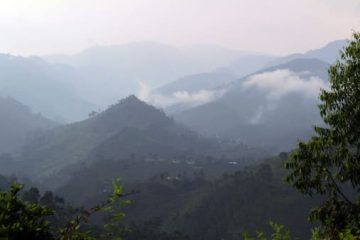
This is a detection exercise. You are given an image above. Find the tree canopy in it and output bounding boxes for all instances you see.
[0,182,54,240]
[285,32,360,237]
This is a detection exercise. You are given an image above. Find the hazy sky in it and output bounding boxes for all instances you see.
[0,0,359,56]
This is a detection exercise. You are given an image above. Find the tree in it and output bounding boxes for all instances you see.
[0,182,54,240]
[285,32,360,238]
[0,180,129,240]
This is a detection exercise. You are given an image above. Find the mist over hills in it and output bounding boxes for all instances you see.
[145,57,330,114]
[44,42,273,107]
[0,39,346,175]
[0,54,96,122]
[142,69,238,114]
[175,58,330,152]
[0,39,344,179]
[132,40,343,118]
[0,39,345,123]
[0,36,352,240]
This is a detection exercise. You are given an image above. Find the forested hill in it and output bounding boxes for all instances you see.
[15,95,263,188]
[17,95,177,182]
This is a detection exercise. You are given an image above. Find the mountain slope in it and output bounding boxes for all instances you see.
[0,96,56,154]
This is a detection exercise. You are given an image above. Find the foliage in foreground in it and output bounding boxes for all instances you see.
[243,222,359,240]
[0,182,53,239]
[243,222,292,240]
[0,180,127,240]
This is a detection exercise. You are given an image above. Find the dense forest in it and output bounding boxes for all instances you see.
[0,156,319,239]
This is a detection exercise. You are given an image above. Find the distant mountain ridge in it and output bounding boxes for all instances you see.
[44,42,273,107]
[0,54,96,122]
[145,39,343,116]
[266,39,346,67]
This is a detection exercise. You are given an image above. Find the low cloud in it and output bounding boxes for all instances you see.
[243,69,328,124]
[243,69,328,100]
[137,81,223,109]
